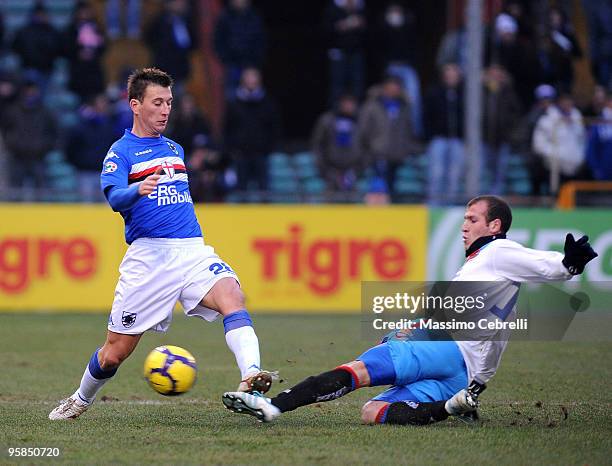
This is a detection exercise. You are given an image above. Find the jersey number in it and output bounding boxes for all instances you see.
[209,262,235,275]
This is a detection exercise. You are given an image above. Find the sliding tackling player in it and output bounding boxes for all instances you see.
[222,195,597,425]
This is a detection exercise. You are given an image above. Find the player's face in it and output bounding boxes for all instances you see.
[133,84,173,136]
[461,201,500,250]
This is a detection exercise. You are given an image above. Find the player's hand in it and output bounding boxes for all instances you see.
[466,380,486,408]
[562,233,598,275]
[138,167,163,196]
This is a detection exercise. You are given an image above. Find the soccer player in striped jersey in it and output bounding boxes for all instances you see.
[50,68,273,420]
[222,196,598,425]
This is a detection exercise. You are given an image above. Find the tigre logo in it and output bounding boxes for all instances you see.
[148,185,193,206]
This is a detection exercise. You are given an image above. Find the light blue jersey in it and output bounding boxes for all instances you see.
[100,130,202,244]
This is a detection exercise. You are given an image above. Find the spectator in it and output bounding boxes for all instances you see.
[144,0,196,96]
[373,3,422,137]
[224,67,281,191]
[311,93,362,192]
[582,84,607,119]
[537,7,582,93]
[481,64,522,194]
[323,0,367,105]
[0,78,58,198]
[503,0,533,43]
[108,68,133,135]
[586,91,612,180]
[65,94,118,202]
[512,84,557,195]
[0,71,13,199]
[424,63,465,205]
[64,1,107,102]
[0,11,5,55]
[11,1,63,95]
[358,74,418,199]
[0,71,20,107]
[363,176,390,205]
[106,0,141,40]
[582,0,612,88]
[489,12,540,108]
[214,0,266,99]
[188,134,235,202]
[167,93,212,156]
[532,93,586,191]
[436,25,468,73]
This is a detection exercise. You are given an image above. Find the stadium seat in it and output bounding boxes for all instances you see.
[293,151,317,169]
[269,178,299,193]
[356,178,371,194]
[44,150,78,201]
[394,179,422,195]
[303,176,326,194]
[0,0,76,33]
[268,152,290,167]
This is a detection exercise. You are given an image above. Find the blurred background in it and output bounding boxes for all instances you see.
[0,0,609,205]
[0,0,610,313]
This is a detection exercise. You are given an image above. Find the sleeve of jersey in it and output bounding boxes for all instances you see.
[101,149,129,190]
[493,243,572,282]
[100,149,137,211]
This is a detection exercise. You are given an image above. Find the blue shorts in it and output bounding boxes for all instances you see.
[356,339,468,403]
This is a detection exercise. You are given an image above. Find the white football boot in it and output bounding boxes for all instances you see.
[237,370,278,394]
[222,391,281,422]
[49,395,91,420]
[444,389,478,416]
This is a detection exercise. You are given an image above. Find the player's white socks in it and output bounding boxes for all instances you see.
[74,349,117,404]
[223,310,261,379]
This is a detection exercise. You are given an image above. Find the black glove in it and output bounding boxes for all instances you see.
[466,380,487,408]
[562,233,598,275]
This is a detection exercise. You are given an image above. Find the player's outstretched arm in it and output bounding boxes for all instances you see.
[493,235,597,282]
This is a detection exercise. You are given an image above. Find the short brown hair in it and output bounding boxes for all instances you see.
[127,68,174,102]
[467,195,513,234]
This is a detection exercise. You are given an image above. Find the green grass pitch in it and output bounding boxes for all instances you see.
[0,313,610,465]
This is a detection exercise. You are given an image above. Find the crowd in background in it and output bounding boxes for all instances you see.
[0,0,610,205]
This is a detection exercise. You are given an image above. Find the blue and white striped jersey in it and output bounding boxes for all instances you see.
[100,129,202,244]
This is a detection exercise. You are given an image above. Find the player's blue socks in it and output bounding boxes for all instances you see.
[223,310,253,332]
[75,349,117,404]
[88,348,118,379]
[223,310,261,380]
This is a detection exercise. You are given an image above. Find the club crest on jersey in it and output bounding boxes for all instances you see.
[104,160,118,173]
[161,160,175,178]
[167,141,179,155]
[122,311,137,328]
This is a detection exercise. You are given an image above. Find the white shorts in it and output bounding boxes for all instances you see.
[108,237,240,335]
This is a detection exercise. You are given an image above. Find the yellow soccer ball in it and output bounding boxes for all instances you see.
[143,345,197,396]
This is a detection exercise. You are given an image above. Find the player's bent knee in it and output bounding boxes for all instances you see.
[338,361,371,388]
[210,278,245,314]
[361,401,388,424]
